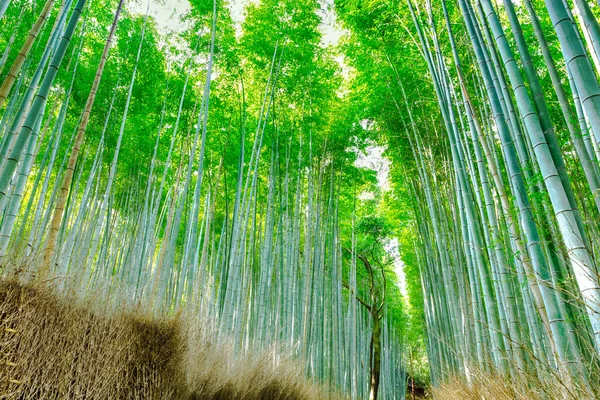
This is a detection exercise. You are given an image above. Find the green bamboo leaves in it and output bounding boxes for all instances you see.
[0,0,407,398]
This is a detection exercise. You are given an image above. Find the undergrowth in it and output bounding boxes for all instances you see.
[0,277,343,399]
[432,368,595,400]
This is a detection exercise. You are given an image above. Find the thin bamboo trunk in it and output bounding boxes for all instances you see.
[41,0,125,275]
[0,0,57,108]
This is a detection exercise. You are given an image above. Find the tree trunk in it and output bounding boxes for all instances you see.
[41,0,125,276]
[0,0,56,108]
[369,308,381,400]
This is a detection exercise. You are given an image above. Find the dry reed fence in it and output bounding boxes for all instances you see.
[0,278,343,399]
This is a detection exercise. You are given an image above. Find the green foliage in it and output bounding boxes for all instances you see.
[0,0,419,394]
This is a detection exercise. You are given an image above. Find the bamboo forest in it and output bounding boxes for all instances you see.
[2,0,600,398]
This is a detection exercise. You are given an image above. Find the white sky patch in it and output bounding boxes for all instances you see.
[228,0,256,37]
[129,0,191,34]
[357,191,375,201]
[128,0,251,39]
[385,238,408,297]
[317,0,345,47]
[354,143,391,191]
[229,0,253,25]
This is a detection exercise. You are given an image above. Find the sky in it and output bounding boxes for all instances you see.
[129,0,344,46]
[129,0,191,33]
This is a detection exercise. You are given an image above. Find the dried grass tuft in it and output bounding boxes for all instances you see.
[433,367,594,400]
[0,278,343,399]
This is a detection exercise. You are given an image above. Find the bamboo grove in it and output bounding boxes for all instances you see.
[409,0,600,393]
[3,0,600,398]
[335,0,600,397]
[0,0,408,399]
